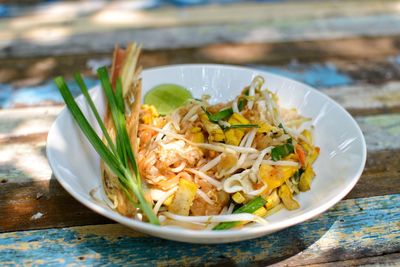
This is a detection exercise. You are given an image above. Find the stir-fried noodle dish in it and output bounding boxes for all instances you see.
[56,43,320,230]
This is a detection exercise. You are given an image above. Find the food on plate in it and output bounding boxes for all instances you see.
[55,43,319,230]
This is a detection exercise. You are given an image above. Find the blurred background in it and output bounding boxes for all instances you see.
[1,0,400,108]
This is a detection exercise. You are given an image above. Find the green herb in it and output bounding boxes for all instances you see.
[277,123,286,133]
[202,107,233,122]
[238,99,246,111]
[271,143,294,161]
[219,123,259,131]
[292,169,304,183]
[213,197,266,230]
[55,69,159,225]
[228,124,259,129]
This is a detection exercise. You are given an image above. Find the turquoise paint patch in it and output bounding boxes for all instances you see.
[1,194,399,266]
[251,63,353,88]
[0,78,98,108]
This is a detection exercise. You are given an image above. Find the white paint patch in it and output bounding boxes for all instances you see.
[30,212,44,220]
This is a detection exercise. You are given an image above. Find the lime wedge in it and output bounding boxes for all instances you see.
[144,84,192,115]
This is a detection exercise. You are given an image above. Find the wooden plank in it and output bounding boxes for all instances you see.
[323,81,400,116]
[2,36,400,84]
[3,0,398,30]
[0,147,398,233]
[345,149,400,199]
[0,194,399,266]
[2,38,400,106]
[0,179,111,233]
[284,252,400,267]
[2,1,400,57]
[0,106,60,140]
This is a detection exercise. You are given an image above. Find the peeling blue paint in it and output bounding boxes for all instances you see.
[1,194,399,266]
[0,63,352,108]
[251,63,354,88]
[0,78,98,108]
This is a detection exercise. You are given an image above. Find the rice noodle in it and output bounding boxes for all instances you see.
[162,212,268,225]
[247,76,264,110]
[142,124,258,154]
[196,189,215,205]
[170,161,186,173]
[223,170,251,193]
[188,114,198,122]
[224,129,257,175]
[246,184,268,196]
[155,122,171,142]
[227,203,235,214]
[250,146,273,182]
[182,104,200,122]
[262,160,299,167]
[232,97,239,113]
[171,111,181,131]
[153,186,178,214]
[199,154,222,172]
[186,168,223,189]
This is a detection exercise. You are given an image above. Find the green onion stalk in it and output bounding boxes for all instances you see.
[54,67,159,225]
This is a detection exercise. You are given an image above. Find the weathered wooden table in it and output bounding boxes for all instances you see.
[1,1,400,266]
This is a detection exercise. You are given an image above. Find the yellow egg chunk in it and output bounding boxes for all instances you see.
[259,164,298,191]
[278,184,300,210]
[168,179,199,216]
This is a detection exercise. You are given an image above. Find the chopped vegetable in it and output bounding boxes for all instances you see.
[144,84,192,115]
[253,206,267,217]
[200,114,225,142]
[228,124,259,129]
[168,179,199,216]
[213,196,267,230]
[238,99,246,111]
[203,107,233,122]
[295,144,306,168]
[278,184,300,210]
[271,143,294,161]
[301,129,313,143]
[264,189,281,210]
[298,165,315,192]
[232,192,246,204]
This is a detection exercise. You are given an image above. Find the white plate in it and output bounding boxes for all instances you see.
[47,64,366,243]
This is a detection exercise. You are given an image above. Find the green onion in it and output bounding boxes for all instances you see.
[278,123,288,134]
[74,73,116,155]
[228,124,259,129]
[202,107,233,122]
[238,99,246,111]
[55,70,159,225]
[292,168,305,184]
[213,197,267,230]
[271,143,294,161]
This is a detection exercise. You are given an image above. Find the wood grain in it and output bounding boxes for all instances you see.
[0,178,111,233]
[2,36,400,85]
[0,147,398,233]
[284,252,400,267]
[2,0,400,58]
[0,194,399,266]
